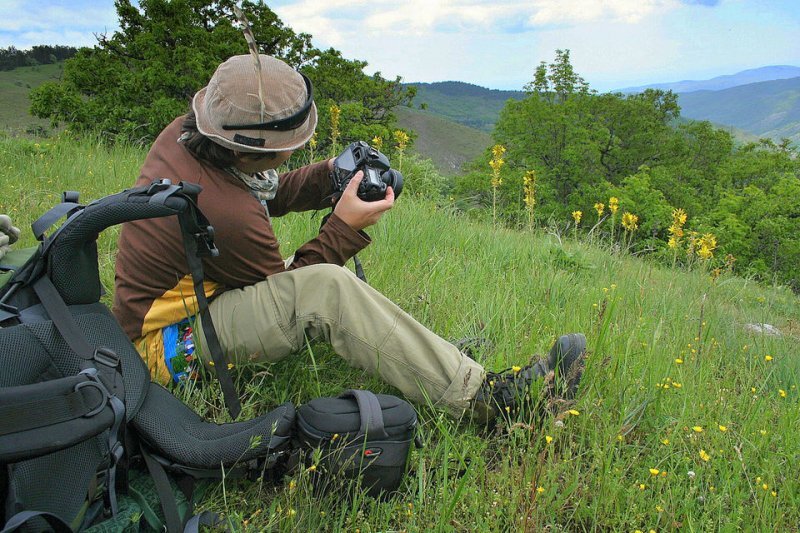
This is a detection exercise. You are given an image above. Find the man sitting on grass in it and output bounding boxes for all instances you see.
[112,53,587,424]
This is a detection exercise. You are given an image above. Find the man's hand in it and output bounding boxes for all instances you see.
[0,215,20,262]
[333,171,395,231]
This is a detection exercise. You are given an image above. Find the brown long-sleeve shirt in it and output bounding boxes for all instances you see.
[113,117,369,379]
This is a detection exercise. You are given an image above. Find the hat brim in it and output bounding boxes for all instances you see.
[192,86,318,153]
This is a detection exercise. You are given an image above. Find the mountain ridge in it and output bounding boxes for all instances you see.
[616,65,800,94]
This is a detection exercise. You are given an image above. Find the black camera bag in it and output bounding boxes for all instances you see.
[296,389,418,497]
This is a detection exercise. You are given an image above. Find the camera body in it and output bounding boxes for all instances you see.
[332,141,404,202]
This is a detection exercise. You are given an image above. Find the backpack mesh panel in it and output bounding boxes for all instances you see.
[133,383,295,468]
[25,307,150,420]
[0,326,56,387]
[7,439,105,531]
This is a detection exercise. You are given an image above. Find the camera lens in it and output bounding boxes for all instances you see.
[382,169,403,198]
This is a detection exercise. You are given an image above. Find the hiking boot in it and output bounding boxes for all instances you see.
[471,333,587,422]
[540,333,587,399]
[472,362,549,421]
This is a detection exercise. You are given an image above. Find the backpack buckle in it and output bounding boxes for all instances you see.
[147,179,173,194]
[93,347,120,368]
[195,226,219,258]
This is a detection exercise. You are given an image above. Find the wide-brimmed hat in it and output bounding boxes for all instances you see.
[192,54,318,153]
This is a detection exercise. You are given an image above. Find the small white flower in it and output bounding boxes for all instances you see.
[688,470,696,480]
[555,420,565,428]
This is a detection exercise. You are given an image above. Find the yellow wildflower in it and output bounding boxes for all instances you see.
[568,409,580,416]
[697,233,717,260]
[762,483,769,491]
[661,438,670,445]
[675,358,683,364]
[649,468,660,476]
[764,355,773,362]
[718,425,728,432]
[536,486,545,494]
[699,449,710,462]
[572,210,582,225]
[608,197,619,215]
[692,426,703,433]
[371,135,383,150]
[491,144,506,159]
[639,483,646,490]
[393,130,410,151]
[594,202,605,216]
[512,365,522,373]
[546,435,553,444]
[621,212,639,231]
[779,389,787,398]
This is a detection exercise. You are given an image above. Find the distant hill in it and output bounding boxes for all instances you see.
[677,76,800,144]
[394,105,491,175]
[405,82,525,132]
[618,65,800,93]
[0,62,63,133]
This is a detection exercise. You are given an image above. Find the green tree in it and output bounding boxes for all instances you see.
[30,0,413,145]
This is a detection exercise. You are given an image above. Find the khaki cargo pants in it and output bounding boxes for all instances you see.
[205,264,485,417]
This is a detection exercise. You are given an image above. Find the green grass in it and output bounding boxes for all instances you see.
[0,62,63,134]
[2,134,798,531]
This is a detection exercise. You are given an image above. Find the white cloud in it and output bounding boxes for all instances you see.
[276,0,681,41]
[528,0,678,25]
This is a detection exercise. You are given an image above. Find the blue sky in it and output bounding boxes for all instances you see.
[1,0,798,91]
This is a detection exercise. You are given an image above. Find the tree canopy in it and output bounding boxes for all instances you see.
[30,0,414,145]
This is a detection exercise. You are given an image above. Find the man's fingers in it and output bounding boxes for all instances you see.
[372,186,395,211]
[344,171,364,196]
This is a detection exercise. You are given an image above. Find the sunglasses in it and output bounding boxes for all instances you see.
[222,73,314,133]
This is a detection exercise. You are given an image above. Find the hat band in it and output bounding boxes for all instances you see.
[222,73,314,132]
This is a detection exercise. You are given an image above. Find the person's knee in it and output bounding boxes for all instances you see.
[303,263,357,287]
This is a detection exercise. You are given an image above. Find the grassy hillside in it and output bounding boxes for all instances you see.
[0,62,63,134]
[406,81,525,132]
[677,77,800,145]
[2,134,798,530]
[395,105,491,175]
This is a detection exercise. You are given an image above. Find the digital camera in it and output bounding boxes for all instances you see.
[332,141,404,202]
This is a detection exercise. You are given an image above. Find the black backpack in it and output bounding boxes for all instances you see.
[0,181,296,532]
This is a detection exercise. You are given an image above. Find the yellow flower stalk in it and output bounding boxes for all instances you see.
[572,210,582,225]
[523,170,536,229]
[329,104,341,151]
[371,135,383,151]
[621,212,639,232]
[608,197,619,215]
[393,130,410,172]
[489,144,506,224]
[668,208,687,249]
